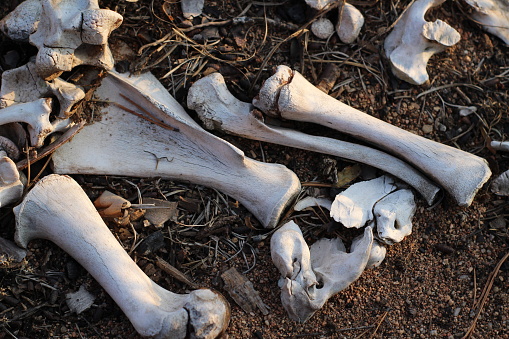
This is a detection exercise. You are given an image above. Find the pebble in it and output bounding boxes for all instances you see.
[454,307,461,317]
[422,124,433,134]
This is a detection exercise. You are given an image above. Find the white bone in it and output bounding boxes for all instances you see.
[187,72,440,204]
[294,196,332,212]
[491,140,509,152]
[351,231,386,268]
[311,18,334,39]
[270,221,317,299]
[330,176,397,228]
[491,169,509,196]
[253,66,491,206]
[305,0,335,10]
[14,174,229,338]
[336,3,364,43]
[383,0,460,85]
[0,153,24,207]
[0,0,41,41]
[464,0,509,45]
[6,0,123,80]
[1,61,85,117]
[52,71,300,228]
[181,0,205,19]
[374,189,416,245]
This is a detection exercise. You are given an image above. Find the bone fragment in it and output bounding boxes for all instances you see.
[464,0,509,45]
[294,196,332,212]
[66,284,95,314]
[330,176,397,228]
[2,0,123,80]
[384,0,460,85]
[0,154,24,208]
[53,71,300,228]
[14,174,230,339]
[0,237,27,265]
[337,3,364,43]
[374,189,416,245]
[491,169,509,196]
[311,18,334,39]
[187,72,440,204]
[253,66,491,206]
[351,232,386,268]
[181,0,205,18]
[93,191,131,218]
[491,140,509,152]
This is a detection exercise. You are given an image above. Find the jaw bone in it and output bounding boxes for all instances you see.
[14,174,229,339]
[52,71,300,228]
[383,0,461,85]
[253,65,491,207]
[187,72,440,205]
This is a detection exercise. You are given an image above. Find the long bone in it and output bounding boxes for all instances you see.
[187,72,440,204]
[14,174,229,339]
[52,71,300,228]
[253,66,491,206]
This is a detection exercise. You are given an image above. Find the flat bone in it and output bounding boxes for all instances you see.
[384,0,460,85]
[253,66,491,206]
[52,71,300,228]
[464,0,509,45]
[374,188,416,245]
[187,72,440,204]
[14,174,229,338]
[330,176,397,228]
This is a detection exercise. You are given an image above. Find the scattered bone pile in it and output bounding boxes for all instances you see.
[1,0,508,337]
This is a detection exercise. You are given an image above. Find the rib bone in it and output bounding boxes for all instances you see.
[187,72,440,204]
[52,71,300,228]
[14,174,229,338]
[253,66,491,206]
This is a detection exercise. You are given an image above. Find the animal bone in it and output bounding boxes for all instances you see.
[1,61,85,117]
[52,71,300,228]
[93,191,131,218]
[383,0,461,85]
[0,138,24,207]
[311,18,334,39]
[1,0,123,80]
[14,174,229,338]
[187,72,440,204]
[293,196,333,211]
[336,3,364,43]
[491,140,509,152]
[491,169,509,196]
[464,0,509,45]
[374,189,416,245]
[330,176,398,228]
[181,0,205,18]
[351,231,386,268]
[271,221,318,302]
[253,66,491,206]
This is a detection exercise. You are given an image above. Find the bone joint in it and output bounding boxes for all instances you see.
[52,71,301,228]
[253,65,491,206]
[14,174,230,339]
[384,0,461,85]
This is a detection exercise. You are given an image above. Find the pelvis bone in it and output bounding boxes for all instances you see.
[52,71,300,228]
[14,174,229,339]
[253,66,491,207]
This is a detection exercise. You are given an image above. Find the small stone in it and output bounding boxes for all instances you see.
[454,307,461,317]
[422,124,433,134]
[311,18,334,39]
[430,329,438,336]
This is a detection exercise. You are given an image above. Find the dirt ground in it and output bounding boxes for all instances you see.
[1,0,509,338]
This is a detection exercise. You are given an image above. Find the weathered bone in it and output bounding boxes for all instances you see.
[464,0,509,45]
[351,230,386,269]
[187,72,440,204]
[253,66,491,206]
[330,176,397,228]
[491,140,509,152]
[491,169,509,196]
[293,196,332,212]
[0,142,24,207]
[1,0,123,80]
[336,3,364,43]
[52,71,300,228]
[271,221,317,304]
[14,174,229,338]
[181,0,205,18]
[374,189,416,245]
[384,0,461,85]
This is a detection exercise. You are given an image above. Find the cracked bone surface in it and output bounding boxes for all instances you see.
[253,66,491,206]
[14,174,229,338]
[374,189,416,245]
[336,3,364,43]
[52,71,300,228]
[383,0,460,85]
[270,221,373,322]
[330,176,398,228]
[1,0,123,80]
[464,0,509,45]
[187,72,440,204]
